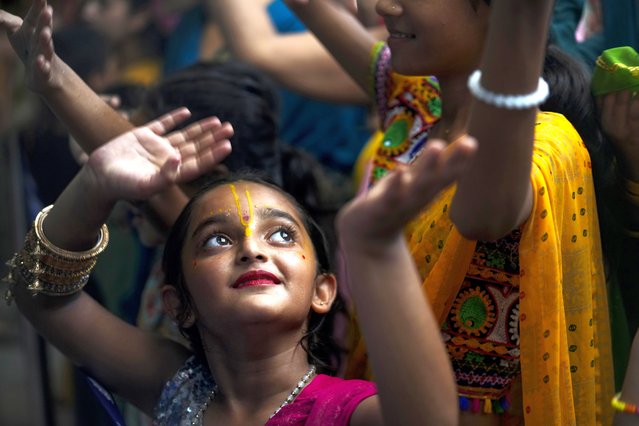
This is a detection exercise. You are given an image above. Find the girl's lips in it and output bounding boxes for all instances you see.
[233,270,282,289]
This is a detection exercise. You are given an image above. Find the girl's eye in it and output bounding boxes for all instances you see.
[269,228,294,244]
[203,234,231,248]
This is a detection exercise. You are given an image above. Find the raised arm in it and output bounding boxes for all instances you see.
[208,0,381,104]
[282,0,382,96]
[337,137,476,425]
[8,109,233,415]
[0,0,133,152]
[450,0,554,240]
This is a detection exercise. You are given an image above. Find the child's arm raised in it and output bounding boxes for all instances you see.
[337,137,476,425]
[283,0,383,96]
[10,109,233,415]
[450,0,554,240]
[0,0,133,152]
[207,0,377,104]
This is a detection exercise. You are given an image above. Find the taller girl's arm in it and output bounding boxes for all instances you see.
[282,0,383,96]
[10,109,233,415]
[0,0,134,152]
[208,0,379,104]
[338,137,477,425]
[450,0,555,241]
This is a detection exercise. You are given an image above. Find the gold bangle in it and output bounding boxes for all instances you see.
[612,392,639,414]
[2,205,109,304]
[34,205,109,260]
[16,266,89,297]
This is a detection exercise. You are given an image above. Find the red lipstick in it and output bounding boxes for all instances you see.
[233,270,282,289]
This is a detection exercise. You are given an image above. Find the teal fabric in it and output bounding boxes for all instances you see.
[551,0,604,66]
[551,0,639,67]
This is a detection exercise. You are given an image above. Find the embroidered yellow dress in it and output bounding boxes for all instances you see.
[346,42,614,425]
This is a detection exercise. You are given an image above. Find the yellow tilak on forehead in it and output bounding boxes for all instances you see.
[229,184,254,237]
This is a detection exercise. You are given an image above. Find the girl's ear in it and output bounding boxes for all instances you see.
[161,284,196,328]
[311,273,338,314]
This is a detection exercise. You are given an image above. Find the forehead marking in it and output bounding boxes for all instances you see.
[229,184,254,237]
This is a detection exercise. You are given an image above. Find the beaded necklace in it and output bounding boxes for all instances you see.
[190,365,317,425]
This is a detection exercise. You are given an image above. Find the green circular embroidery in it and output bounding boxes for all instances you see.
[382,120,409,149]
[428,97,442,117]
[460,296,488,330]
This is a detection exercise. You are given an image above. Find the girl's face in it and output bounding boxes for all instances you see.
[177,182,334,335]
[376,0,490,77]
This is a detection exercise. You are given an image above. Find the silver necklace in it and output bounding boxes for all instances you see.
[190,365,317,425]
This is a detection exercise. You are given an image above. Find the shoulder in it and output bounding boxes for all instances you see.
[534,111,585,153]
[271,375,377,426]
[532,111,591,173]
[153,356,215,426]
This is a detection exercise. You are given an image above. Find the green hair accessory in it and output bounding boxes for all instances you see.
[592,46,639,96]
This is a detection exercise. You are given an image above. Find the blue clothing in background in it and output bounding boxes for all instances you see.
[163,1,370,173]
[551,0,639,67]
[267,1,370,172]
[162,6,205,76]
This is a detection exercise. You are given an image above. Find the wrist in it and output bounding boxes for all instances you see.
[75,165,119,211]
[339,231,407,258]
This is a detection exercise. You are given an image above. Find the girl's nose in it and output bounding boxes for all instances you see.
[236,237,268,263]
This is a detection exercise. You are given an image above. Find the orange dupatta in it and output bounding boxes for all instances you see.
[346,112,614,424]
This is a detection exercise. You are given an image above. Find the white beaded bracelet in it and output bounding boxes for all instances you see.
[467,70,549,110]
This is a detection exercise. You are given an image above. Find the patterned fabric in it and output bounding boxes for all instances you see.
[444,230,522,407]
[154,356,216,426]
[154,357,376,425]
[346,42,614,425]
[266,375,376,426]
[369,42,441,182]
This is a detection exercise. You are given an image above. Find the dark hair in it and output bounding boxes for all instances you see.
[162,172,345,375]
[142,61,282,184]
[539,45,621,260]
[143,60,350,251]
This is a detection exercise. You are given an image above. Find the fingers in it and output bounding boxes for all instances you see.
[146,108,192,135]
[23,0,48,29]
[100,94,121,109]
[0,11,23,35]
[399,137,476,218]
[169,116,222,147]
[174,140,233,183]
[36,9,54,60]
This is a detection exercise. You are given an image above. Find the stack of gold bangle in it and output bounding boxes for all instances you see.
[2,205,109,305]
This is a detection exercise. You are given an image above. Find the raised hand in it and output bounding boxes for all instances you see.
[85,108,233,203]
[0,0,63,92]
[338,137,477,251]
[599,91,639,181]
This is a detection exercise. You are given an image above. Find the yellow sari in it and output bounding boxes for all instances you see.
[347,112,615,425]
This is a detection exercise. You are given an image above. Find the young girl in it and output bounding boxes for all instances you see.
[3,104,474,424]
[281,0,615,424]
[0,0,616,423]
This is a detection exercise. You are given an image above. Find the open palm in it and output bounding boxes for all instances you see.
[337,137,477,249]
[86,108,233,203]
[0,0,61,92]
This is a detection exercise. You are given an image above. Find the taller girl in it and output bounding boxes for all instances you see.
[281,0,615,424]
